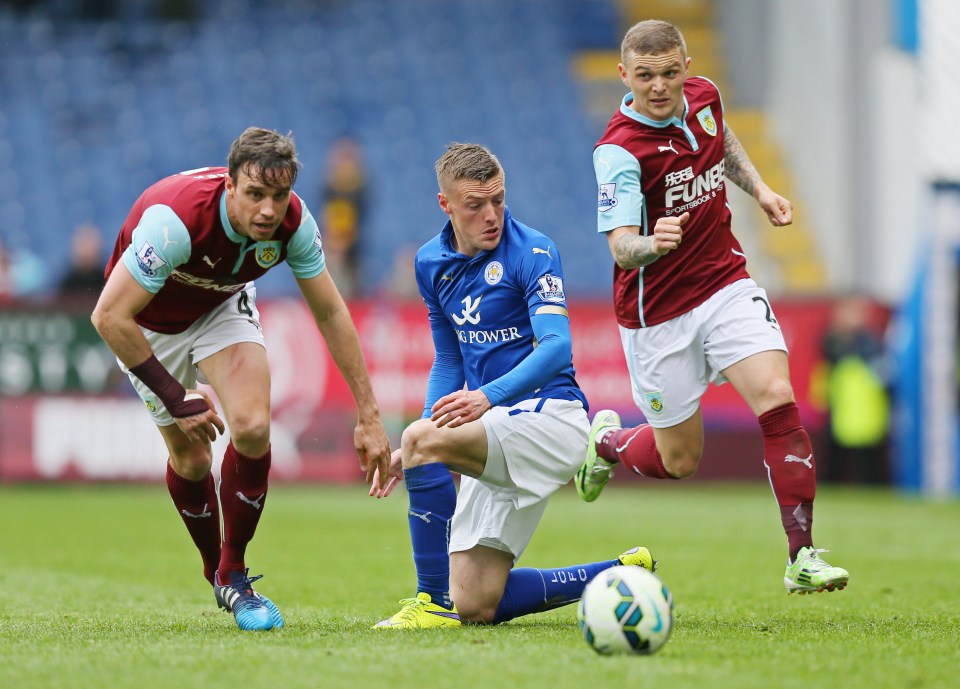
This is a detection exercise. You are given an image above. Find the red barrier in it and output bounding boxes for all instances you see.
[0,297,840,482]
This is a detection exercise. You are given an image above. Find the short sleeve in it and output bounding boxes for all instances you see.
[285,203,326,279]
[593,143,644,234]
[120,204,191,293]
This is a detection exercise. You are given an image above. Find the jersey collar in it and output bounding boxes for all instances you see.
[619,92,690,128]
[219,190,246,243]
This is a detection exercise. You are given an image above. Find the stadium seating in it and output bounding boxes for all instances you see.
[0,0,616,296]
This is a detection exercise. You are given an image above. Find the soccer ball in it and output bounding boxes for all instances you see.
[577,565,674,655]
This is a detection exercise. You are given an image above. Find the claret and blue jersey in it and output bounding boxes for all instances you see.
[105,167,325,334]
[593,77,749,329]
[415,208,586,414]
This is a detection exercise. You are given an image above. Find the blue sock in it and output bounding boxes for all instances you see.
[404,463,456,609]
[493,558,619,624]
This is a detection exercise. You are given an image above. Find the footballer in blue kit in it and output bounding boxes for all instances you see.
[415,205,585,412]
[370,143,655,629]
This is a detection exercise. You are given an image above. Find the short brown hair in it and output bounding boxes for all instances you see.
[435,142,504,192]
[227,127,302,187]
[621,20,686,63]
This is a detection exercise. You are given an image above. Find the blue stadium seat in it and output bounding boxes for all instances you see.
[0,0,617,296]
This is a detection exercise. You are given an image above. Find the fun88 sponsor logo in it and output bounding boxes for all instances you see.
[664,160,724,214]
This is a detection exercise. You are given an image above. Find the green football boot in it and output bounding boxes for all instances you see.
[374,592,461,629]
[617,546,658,572]
[784,547,849,595]
[575,410,621,502]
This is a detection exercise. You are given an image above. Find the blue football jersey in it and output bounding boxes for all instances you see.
[415,208,586,408]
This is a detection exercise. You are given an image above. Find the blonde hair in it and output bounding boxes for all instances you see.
[621,20,687,63]
[435,142,504,192]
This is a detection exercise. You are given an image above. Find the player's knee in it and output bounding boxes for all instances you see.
[170,449,213,481]
[759,379,796,412]
[454,595,499,625]
[227,411,270,454]
[662,447,701,478]
[400,419,443,468]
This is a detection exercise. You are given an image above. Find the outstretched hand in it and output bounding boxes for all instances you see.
[354,415,392,484]
[369,448,403,498]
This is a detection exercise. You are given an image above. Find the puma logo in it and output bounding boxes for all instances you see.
[181,503,212,519]
[595,151,612,174]
[658,140,678,154]
[162,226,178,251]
[532,247,552,259]
[236,491,264,510]
[440,273,454,281]
[202,255,221,268]
[785,453,813,469]
[408,509,432,524]
[615,427,645,454]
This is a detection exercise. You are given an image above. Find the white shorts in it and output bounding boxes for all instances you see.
[619,278,787,428]
[448,398,589,562]
[119,284,265,426]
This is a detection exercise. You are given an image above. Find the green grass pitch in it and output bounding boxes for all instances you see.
[1,482,957,689]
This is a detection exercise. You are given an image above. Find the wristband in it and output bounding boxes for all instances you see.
[129,354,210,418]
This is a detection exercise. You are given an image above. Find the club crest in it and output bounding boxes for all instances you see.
[255,241,282,268]
[696,106,717,137]
[644,390,665,415]
[484,261,504,285]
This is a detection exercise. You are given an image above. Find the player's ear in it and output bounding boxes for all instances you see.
[438,191,451,215]
[618,63,628,85]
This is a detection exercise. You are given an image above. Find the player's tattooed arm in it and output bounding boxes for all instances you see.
[724,125,794,226]
[723,125,763,198]
[610,230,660,269]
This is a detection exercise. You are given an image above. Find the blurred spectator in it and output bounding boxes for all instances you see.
[818,295,892,485]
[319,136,368,298]
[0,239,11,302]
[0,236,47,302]
[385,244,421,303]
[57,223,106,302]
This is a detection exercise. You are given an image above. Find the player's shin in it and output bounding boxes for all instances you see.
[218,442,271,579]
[493,560,621,624]
[167,462,221,584]
[405,463,456,609]
[759,402,816,559]
[600,424,676,479]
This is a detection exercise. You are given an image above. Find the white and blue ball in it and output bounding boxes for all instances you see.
[577,565,674,655]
